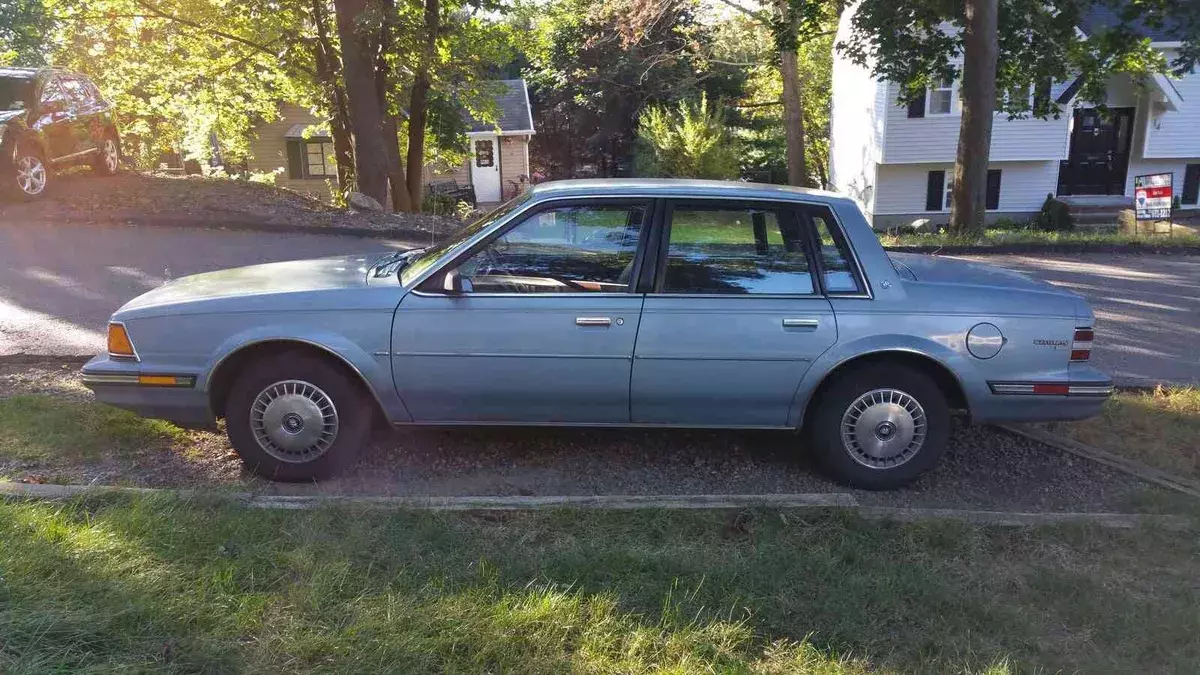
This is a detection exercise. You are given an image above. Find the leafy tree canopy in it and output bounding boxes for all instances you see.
[0,0,53,66]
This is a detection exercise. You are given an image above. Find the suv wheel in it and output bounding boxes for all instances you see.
[9,145,48,198]
[94,135,120,175]
[224,353,373,481]
[808,364,950,490]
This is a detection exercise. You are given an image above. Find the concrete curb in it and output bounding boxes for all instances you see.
[1,482,1192,529]
[999,424,1200,499]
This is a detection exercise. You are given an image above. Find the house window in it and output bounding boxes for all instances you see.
[1000,83,1033,113]
[944,176,955,210]
[475,140,494,168]
[927,169,1002,211]
[286,138,335,179]
[927,77,954,115]
[305,140,336,177]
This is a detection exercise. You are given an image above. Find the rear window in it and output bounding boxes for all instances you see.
[0,76,34,111]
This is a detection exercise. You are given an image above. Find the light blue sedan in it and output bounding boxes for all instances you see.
[82,179,1112,488]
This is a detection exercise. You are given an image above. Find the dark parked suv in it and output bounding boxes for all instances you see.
[0,66,120,199]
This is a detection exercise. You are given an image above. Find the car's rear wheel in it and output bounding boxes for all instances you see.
[93,134,120,175]
[225,353,372,481]
[808,364,950,490]
[8,144,48,199]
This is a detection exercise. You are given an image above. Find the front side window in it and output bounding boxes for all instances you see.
[456,203,645,294]
[662,205,814,295]
[39,79,69,110]
[0,76,33,111]
[808,209,864,294]
[928,77,954,115]
[59,77,91,106]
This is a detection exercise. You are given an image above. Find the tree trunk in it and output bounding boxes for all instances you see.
[405,0,440,209]
[312,0,354,192]
[376,0,412,212]
[333,0,390,205]
[949,0,999,235]
[776,0,808,187]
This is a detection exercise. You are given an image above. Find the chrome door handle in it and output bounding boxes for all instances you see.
[575,317,612,327]
[782,318,819,329]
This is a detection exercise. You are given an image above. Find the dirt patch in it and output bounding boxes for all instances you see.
[0,170,461,238]
[0,361,1179,513]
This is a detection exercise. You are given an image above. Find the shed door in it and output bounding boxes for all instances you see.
[470,134,502,203]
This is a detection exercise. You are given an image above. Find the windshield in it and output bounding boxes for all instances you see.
[400,192,534,286]
[0,76,34,111]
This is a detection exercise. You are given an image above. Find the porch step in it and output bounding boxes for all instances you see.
[1056,196,1133,229]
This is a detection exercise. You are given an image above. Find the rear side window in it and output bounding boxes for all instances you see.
[662,204,815,295]
[807,208,865,294]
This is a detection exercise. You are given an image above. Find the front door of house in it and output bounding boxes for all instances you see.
[470,134,502,203]
[1057,107,1135,196]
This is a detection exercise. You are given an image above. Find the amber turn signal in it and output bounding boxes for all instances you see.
[107,323,137,359]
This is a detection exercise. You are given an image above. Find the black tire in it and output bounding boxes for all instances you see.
[93,133,121,176]
[807,364,951,490]
[225,352,373,481]
[5,142,49,200]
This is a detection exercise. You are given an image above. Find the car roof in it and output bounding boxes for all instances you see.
[0,67,38,80]
[527,178,851,205]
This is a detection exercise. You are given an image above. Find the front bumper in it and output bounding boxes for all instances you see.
[81,354,215,429]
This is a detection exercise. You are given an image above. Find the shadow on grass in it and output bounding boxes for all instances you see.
[0,395,187,462]
[4,495,1199,672]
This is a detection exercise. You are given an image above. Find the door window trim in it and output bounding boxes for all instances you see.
[648,198,823,299]
[796,203,871,298]
[414,197,655,297]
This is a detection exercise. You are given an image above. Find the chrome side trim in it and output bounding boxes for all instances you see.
[634,355,812,362]
[392,352,629,360]
[410,290,635,299]
[987,381,1114,397]
[1068,384,1116,396]
[81,373,140,385]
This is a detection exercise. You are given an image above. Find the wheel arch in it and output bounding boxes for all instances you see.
[206,339,388,423]
[795,348,971,430]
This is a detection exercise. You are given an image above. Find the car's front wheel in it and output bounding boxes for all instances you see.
[93,134,120,175]
[225,353,372,481]
[7,143,48,199]
[808,364,950,490]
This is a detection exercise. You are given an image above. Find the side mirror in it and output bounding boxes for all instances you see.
[443,267,471,294]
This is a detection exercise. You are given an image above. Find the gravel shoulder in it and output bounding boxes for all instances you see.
[1,361,1179,514]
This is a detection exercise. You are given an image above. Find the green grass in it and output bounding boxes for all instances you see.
[880,227,1200,248]
[1046,387,1200,482]
[1,496,1198,673]
[0,395,188,463]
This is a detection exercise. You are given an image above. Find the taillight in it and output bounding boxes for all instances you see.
[1071,327,1093,362]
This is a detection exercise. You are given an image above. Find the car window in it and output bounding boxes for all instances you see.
[39,79,70,110]
[457,204,646,294]
[662,205,814,295]
[0,76,33,111]
[808,209,864,294]
[59,77,91,105]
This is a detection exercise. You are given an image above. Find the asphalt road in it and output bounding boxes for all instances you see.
[0,220,1196,384]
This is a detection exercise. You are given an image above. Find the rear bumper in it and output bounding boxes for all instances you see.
[81,354,215,429]
[974,379,1112,423]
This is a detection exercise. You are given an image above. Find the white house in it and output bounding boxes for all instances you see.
[830,5,1200,229]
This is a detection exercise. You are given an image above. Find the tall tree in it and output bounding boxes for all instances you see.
[951,0,998,235]
[335,0,393,205]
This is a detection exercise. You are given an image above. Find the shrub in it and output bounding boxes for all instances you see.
[1032,194,1073,232]
[422,192,464,216]
[990,217,1029,231]
[635,94,740,179]
[1117,208,1138,234]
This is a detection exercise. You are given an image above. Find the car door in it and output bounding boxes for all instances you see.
[630,199,840,427]
[58,76,99,153]
[33,77,77,161]
[391,199,651,423]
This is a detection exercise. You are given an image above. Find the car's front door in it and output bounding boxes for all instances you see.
[58,76,100,154]
[630,200,844,427]
[33,77,76,161]
[391,199,650,423]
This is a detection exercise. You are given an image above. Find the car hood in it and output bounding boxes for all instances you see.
[119,255,381,312]
[888,252,1067,294]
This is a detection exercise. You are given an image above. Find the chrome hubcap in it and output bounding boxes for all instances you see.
[250,380,339,463]
[103,139,118,172]
[15,155,46,195]
[840,388,927,469]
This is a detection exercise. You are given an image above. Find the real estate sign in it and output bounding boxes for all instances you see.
[1134,173,1173,220]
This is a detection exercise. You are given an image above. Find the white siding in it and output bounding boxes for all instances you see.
[829,9,883,214]
[1143,54,1200,158]
[874,161,1059,216]
[879,81,1073,164]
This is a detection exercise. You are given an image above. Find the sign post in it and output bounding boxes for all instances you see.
[1134,172,1173,236]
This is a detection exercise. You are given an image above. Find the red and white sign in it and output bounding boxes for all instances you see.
[1134,173,1173,220]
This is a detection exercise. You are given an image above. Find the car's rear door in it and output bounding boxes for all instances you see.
[629,199,839,427]
[391,198,651,423]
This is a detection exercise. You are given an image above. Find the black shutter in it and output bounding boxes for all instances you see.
[986,169,1002,210]
[285,139,305,179]
[907,90,926,118]
[1183,164,1200,205]
[926,171,945,211]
